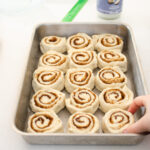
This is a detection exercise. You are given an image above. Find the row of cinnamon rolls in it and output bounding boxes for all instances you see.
[30,87,133,114]
[40,33,123,54]
[32,66,127,93]
[28,110,134,134]
[39,50,127,73]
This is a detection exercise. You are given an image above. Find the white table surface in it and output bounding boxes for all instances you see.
[0,0,150,149]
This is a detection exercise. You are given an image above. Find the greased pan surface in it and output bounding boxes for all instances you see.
[13,23,148,145]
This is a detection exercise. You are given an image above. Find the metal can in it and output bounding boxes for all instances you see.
[97,0,123,19]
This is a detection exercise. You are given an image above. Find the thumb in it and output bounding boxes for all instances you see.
[123,116,147,134]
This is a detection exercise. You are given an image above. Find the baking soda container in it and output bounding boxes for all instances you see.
[97,0,123,19]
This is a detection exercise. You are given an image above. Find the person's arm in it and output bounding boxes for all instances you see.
[123,95,150,133]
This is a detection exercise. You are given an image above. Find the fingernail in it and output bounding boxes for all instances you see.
[123,129,128,133]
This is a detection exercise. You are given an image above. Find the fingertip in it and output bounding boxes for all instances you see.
[128,109,135,114]
[122,129,128,133]
[127,105,136,114]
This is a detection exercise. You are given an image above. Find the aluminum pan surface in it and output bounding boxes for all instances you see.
[13,23,148,145]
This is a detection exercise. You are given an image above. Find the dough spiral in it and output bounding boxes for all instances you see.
[66,87,99,114]
[95,67,127,91]
[97,50,127,72]
[69,50,97,70]
[67,33,94,53]
[102,108,134,133]
[67,112,100,133]
[40,36,66,53]
[99,86,133,113]
[32,67,64,92]
[39,51,68,72]
[27,111,63,133]
[30,89,65,113]
[92,34,123,52]
[65,68,94,93]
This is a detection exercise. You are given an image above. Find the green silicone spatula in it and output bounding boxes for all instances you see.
[62,0,88,22]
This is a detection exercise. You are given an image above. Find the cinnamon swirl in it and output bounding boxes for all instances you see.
[65,68,94,93]
[67,112,100,133]
[66,88,99,114]
[32,67,64,92]
[40,36,66,54]
[30,89,65,113]
[27,111,63,133]
[67,33,94,53]
[95,67,127,91]
[97,50,127,72]
[99,86,133,113]
[92,34,123,52]
[102,108,134,133]
[39,51,68,72]
[69,50,97,70]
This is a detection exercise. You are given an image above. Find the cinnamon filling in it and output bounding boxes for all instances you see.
[69,71,91,86]
[99,68,125,84]
[70,35,91,49]
[101,35,122,47]
[44,36,60,44]
[71,51,93,65]
[71,88,96,108]
[109,111,129,129]
[31,114,53,132]
[42,54,66,66]
[100,50,124,63]
[104,89,125,104]
[34,91,59,108]
[36,70,61,85]
[72,114,95,129]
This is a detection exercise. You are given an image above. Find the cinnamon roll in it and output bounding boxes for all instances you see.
[67,33,94,53]
[67,112,100,133]
[102,108,134,133]
[99,86,133,113]
[92,34,123,52]
[65,68,94,93]
[38,51,68,72]
[32,67,64,92]
[97,50,127,72]
[95,67,127,91]
[40,36,66,54]
[30,89,65,113]
[66,88,99,114]
[27,111,63,133]
[69,50,97,70]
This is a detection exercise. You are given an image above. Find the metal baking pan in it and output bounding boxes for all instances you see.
[13,23,148,145]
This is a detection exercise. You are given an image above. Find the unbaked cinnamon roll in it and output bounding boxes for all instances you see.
[69,50,97,70]
[27,111,63,133]
[66,88,99,114]
[30,89,65,113]
[67,112,100,133]
[40,36,66,54]
[65,68,94,93]
[102,108,134,133]
[67,33,94,53]
[97,50,127,72]
[95,67,127,91]
[38,51,68,72]
[99,86,133,113]
[32,67,64,92]
[92,34,123,52]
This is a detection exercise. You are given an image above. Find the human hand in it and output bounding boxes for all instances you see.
[123,95,150,133]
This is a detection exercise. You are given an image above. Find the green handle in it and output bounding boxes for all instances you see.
[62,0,88,22]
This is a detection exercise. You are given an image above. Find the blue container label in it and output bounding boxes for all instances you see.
[97,0,123,14]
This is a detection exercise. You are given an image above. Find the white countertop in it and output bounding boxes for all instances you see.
[0,0,150,149]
